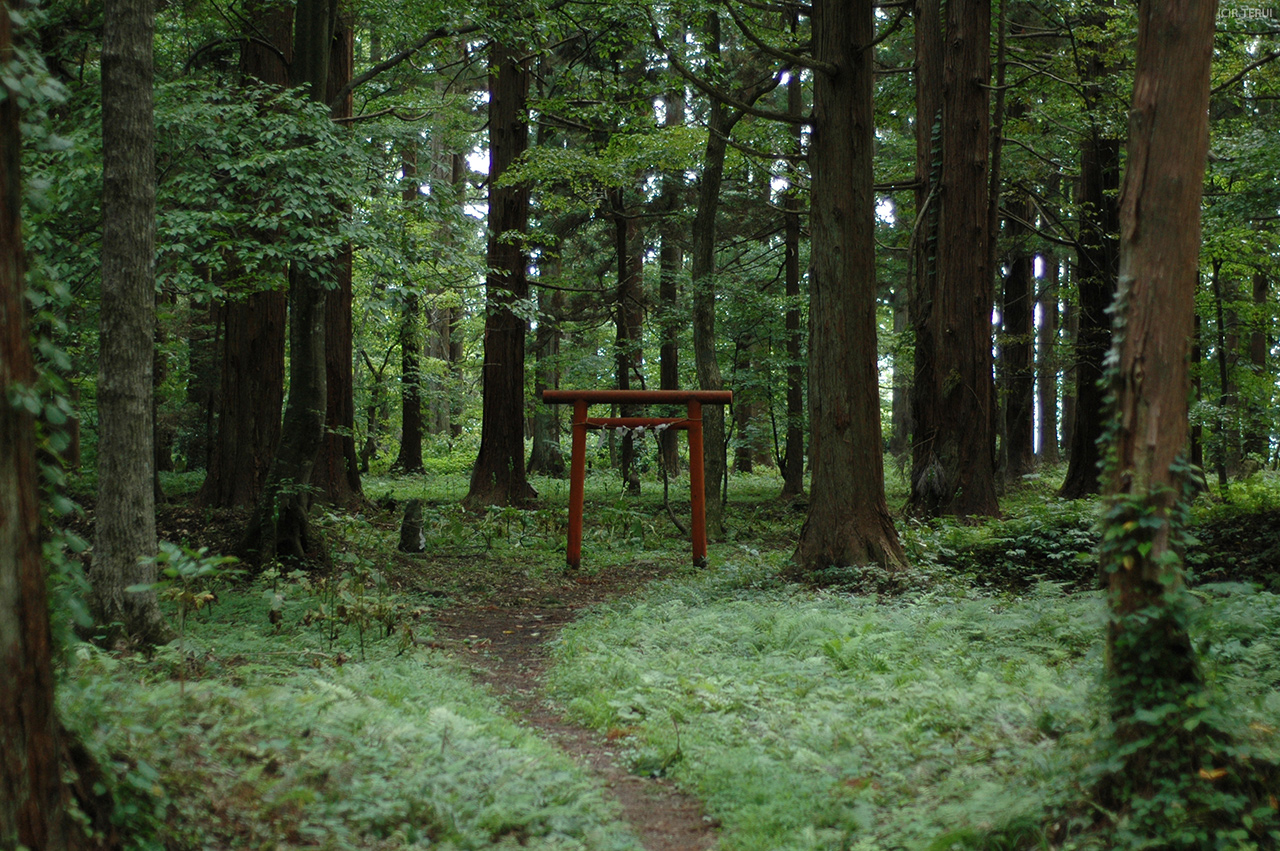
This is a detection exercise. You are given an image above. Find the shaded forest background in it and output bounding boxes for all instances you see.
[5,0,1280,846]
[17,0,1280,542]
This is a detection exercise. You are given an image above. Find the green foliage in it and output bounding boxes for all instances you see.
[549,571,1105,850]
[60,590,641,850]
[548,561,1280,850]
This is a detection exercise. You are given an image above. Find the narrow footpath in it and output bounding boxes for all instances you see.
[434,584,719,851]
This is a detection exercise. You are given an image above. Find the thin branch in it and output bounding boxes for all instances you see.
[1211,49,1280,96]
[722,1,837,75]
[874,179,922,192]
[332,107,433,123]
[725,134,803,162]
[328,21,483,110]
[182,38,245,75]
[653,29,808,125]
[864,4,909,51]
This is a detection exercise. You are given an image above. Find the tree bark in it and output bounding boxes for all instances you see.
[94,0,168,643]
[464,30,536,508]
[779,57,806,499]
[1100,0,1216,793]
[613,189,644,493]
[1059,4,1120,499]
[393,145,425,474]
[316,16,362,506]
[689,13,734,538]
[1,9,69,839]
[196,0,291,508]
[791,0,906,574]
[197,293,285,506]
[909,0,999,519]
[658,88,684,478]
[238,0,338,566]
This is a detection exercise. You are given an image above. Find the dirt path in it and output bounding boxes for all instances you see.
[434,582,720,851]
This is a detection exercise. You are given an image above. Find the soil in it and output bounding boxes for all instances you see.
[431,565,720,851]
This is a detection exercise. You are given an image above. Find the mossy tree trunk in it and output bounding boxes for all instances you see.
[1100,0,1216,794]
[1,8,69,838]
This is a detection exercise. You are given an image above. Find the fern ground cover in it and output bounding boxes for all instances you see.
[59,584,643,851]
[546,561,1280,850]
[64,467,1280,849]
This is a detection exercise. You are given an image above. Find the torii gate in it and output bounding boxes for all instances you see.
[540,389,733,568]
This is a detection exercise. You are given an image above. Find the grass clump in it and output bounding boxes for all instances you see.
[546,564,1280,850]
[60,582,641,851]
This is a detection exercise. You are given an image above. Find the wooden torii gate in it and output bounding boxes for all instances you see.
[541,389,733,568]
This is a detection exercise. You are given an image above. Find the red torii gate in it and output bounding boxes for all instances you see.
[541,389,733,568]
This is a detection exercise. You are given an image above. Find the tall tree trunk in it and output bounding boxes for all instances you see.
[196,0,290,508]
[197,296,286,507]
[316,16,361,506]
[447,152,467,438]
[792,0,906,574]
[613,189,644,493]
[425,132,455,436]
[94,0,168,643]
[1100,0,1216,798]
[1243,271,1270,457]
[658,87,684,478]
[1002,194,1035,479]
[464,29,536,508]
[779,56,806,499]
[239,0,337,566]
[1037,252,1060,464]
[1,11,70,839]
[527,283,565,477]
[689,13,734,538]
[909,0,998,519]
[1060,4,1120,499]
[392,145,424,474]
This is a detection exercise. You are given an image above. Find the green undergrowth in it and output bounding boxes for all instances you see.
[546,560,1280,850]
[59,582,641,851]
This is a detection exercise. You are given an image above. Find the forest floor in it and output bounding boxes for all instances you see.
[118,468,1280,849]
[148,498,723,849]
[431,562,720,851]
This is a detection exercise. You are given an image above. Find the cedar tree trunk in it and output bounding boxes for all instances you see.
[613,190,644,493]
[1100,0,1216,790]
[1,11,69,839]
[657,87,685,478]
[779,56,806,498]
[94,0,169,643]
[1001,195,1035,479]
[238,0,337,566]
[392,145,424,474]
[316,17,362,506]
[197,0,291,508]
[1060,4,1121,499]
[791,0,906,574]
[464,34,536,508]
